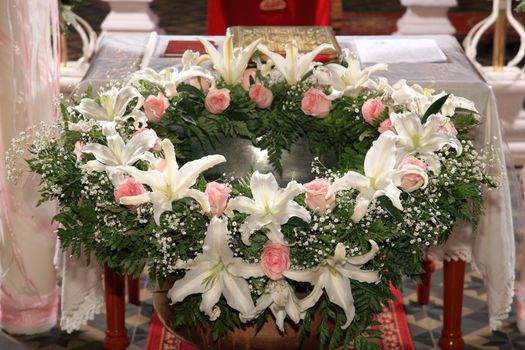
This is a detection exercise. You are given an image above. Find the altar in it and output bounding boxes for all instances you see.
[61,33,516,350]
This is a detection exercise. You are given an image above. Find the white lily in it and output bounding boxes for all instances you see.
[198,35,261,85]
[258,42,333,85]
[130,65,213,98]
[81,126,157,185]
[117,139,225,224]
[75,86,144,123]
[327,132,428,222]
[434,92,479,117]
[284,241,380,329]
[390,112,463,173]
[390,80,432,115]
[227,171,310,245]
[241,280,304,332]
[167,217,263,320]
[321,49,387,97]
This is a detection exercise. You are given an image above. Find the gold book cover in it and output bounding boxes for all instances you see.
[226,26,341,62]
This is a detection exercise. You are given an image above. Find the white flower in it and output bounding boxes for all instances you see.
[198,34,261,85]
[227,171,310,245]
[390,112,462,173]
[319,49,387,97]
[81,126,157,185]
[117,139,225,224]
[258,42,334,85]
[241,280,304,332]
[435,92,478,117]
[390,80,431,115]
[75,86,144,123]
[328,132,428,222]
[284,241,380,329]
[167,217,263,320]
[390,81,478,117]
[130,65,213,98]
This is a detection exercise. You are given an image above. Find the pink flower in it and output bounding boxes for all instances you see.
[144,93,169,123]
[398,156,427,192]
[114,178,146,210]
[133,127,161,152]
[188,77,210,94]
[260,242,291,280]
[300,88,332,118]
[304,178,336,214]
[438,121,458,136]
[378,119,397,134]
[362,97,385,125]
[241,68,260,90]
[205,88,231,114]
[73,141,85,161]
[205,182,231,217]
[249,84,273,109]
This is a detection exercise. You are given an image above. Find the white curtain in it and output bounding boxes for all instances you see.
[0,0,60,334]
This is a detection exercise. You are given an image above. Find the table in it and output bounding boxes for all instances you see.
[68,34,517,350]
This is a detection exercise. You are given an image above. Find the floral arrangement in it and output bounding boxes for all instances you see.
[9,35,498,349]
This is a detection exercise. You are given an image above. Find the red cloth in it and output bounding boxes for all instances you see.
[207,0,331,35]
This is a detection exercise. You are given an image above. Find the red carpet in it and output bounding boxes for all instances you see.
[146,287,413,350]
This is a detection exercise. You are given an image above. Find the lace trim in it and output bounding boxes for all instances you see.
[60,286,104,333]
[488,279,514,331]
[426,246,472,262]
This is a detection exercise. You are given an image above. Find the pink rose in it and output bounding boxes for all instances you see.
[114,177,146,210]
[241,68,260,90]
[378,119,397,134]
[301,88,332,118]
[304,178,336,214]
[205,182,231,217]
[73,141,85,161]
[144,93,169,123]
[398,156,427,192]
[188,77,210,94]
[362,97,385,125]
[249,84,273,109]
[205,88,231,114]
[438,121,458,136]
[133,127,161,152]
[260,242,291,280]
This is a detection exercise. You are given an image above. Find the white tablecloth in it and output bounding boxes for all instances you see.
[61,34,518,332]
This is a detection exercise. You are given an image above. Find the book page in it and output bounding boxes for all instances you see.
[355,39,447,64]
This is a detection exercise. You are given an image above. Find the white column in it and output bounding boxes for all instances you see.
[100,0,163,35]
[396,0,457,35]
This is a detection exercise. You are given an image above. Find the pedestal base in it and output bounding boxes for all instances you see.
[439,259,465,350]
[104,266,130,350]
[396,0,457,35]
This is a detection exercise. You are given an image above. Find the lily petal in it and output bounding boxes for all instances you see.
[167,266,208,304]
[220,273,255,315]
[200,282,222,320]
[325,272,355,329]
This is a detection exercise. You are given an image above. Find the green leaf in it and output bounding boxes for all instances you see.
[377,196,403,221]
[176,83,205,98]
[421,94,449,123]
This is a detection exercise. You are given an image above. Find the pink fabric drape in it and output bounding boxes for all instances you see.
[0,0,60,334]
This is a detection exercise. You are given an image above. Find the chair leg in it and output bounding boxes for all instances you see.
[127,275,141,306]
[416,259,436,305]
[439,259,465,350]
[104,266,130,350]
